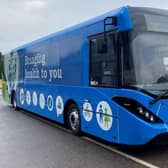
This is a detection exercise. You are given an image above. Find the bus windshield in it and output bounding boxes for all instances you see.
[123,7,168,96]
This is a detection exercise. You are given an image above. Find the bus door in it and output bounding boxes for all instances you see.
[89,31,119,141]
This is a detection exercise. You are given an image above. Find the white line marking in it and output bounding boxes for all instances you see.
[82,136,159,168]
[19,110,159,168]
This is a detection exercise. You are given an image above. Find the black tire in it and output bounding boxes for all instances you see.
[12,92,18,110]
[67,104,81,135]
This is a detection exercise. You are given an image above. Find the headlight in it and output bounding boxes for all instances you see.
[113,97,163,123]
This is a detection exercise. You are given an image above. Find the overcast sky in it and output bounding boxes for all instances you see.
[1,0,168,53]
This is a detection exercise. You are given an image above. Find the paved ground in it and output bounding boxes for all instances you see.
[121,145,168,168]
[0,93,144,168]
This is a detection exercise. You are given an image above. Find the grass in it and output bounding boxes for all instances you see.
[0,80,2,89]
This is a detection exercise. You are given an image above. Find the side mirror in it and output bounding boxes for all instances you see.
[102,16,117,54]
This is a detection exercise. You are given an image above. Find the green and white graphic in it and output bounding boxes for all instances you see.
[2,51,19,102]
[32,91,38,106]
[56,96,64,116]
[96,101,113,131]
[39,93,45,109]
[20,88,25,105]
[83,102,93,122]
[6,52,19,93]
[47,95,53,111]
[26,90,31,105]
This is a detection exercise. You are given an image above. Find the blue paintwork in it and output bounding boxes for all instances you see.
[4,6,168,145]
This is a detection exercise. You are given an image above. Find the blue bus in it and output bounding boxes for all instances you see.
[2,6,168,145]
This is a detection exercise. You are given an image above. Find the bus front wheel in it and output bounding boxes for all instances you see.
[67,104,81,135]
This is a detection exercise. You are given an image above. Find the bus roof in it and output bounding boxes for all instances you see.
[10,6,168,53]
[12,6,130,52]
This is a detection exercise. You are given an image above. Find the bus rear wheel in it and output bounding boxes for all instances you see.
[12,92,18,110]
[67,104,81,135]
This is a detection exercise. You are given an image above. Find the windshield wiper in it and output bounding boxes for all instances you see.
[150,90,168,105]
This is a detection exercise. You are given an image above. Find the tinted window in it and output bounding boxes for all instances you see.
[90,32,118,87]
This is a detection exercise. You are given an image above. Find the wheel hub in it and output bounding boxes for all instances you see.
[69,109,79,131]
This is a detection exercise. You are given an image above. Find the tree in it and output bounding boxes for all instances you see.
[0,52,2,79]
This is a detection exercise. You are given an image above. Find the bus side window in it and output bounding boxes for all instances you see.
[90,32,118,87]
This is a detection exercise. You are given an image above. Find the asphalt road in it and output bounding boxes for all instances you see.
[1,90,167,168]
[0,92,145,168]
[120,144,168,168]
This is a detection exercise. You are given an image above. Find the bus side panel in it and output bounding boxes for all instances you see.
[14,20,121,143]
[16,84,119,143]
[16,29,84,118]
